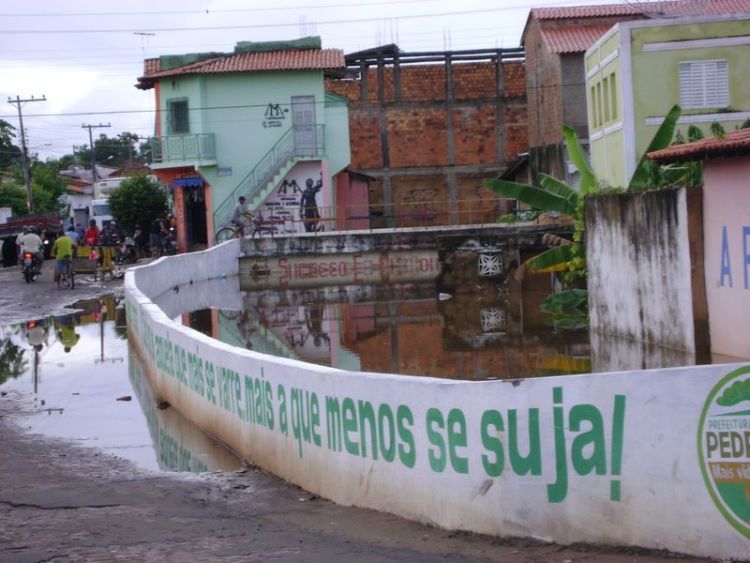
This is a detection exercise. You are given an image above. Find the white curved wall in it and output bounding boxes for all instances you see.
[125,241,750,560]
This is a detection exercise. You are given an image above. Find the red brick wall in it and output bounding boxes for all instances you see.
[388,108,448,168]
[326,59,528,171]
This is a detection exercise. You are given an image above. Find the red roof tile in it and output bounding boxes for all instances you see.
[138,49,345,89]
[540,25,613,53]
[531,0,750,20]
[647,128,750,162]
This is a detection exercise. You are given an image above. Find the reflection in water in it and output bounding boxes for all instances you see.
[182,282,594,380]
[128,348,243,473]
[0,295,242,474]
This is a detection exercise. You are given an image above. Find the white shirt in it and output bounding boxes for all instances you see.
[21,233,43,253]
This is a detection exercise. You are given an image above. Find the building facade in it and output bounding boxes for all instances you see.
[325,45,527,227]
[521,0,750,186]
[586,14,750,188]
[137,38,351,249]
[648,127,750,359]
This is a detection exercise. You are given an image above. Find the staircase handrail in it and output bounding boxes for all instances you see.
[213,124,324,230]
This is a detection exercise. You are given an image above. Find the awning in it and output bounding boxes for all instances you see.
[171,177,204,188]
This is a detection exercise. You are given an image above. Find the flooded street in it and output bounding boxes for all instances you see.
[0,277,723,474]
[0,296,242,473]
[0,271,724,562]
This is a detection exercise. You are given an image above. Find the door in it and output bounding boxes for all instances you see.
[291,96,317,156]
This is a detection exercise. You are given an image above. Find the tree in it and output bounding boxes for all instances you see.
[0,120,22,171]
[108,174,167,235]
[0,184,28,216]
[76,132,147,168]
[0,336,27,385]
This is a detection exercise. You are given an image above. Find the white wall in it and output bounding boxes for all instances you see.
[586,189,696,352]
[125,241,750,559]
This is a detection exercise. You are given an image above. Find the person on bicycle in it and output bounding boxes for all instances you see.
[231,196,248,236]
[52,230,75,288]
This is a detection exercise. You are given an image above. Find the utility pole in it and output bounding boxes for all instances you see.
[7,95,46,214]
[81,122,110,183]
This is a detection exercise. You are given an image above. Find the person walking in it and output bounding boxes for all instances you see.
[65,224,81,246]
[149,215,163,257]
[84,220,100,246]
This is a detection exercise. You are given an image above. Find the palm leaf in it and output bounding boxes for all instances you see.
[539,174,579,204]
[562,125,597,195]
[484,178,577,215]
[525,245,576,272]
[629,104,681,190]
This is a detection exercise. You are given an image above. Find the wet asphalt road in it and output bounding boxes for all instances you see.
[0,264,716,562]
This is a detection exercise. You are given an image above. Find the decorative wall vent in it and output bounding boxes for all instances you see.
[478,253,503,277]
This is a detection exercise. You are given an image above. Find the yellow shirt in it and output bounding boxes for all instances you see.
[53,235,74,260]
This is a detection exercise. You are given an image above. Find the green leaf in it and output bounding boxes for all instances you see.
[525,245,576,272]
[539,174,579,204]
[562,125,597,195]
[484,178,577,215]
[540,289,588,314]
[629,104,682,190]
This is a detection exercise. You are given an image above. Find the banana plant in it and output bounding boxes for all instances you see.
[484,104,684,276]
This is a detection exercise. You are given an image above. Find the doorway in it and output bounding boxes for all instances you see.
[291,95,317,156]
[185,186,207,248]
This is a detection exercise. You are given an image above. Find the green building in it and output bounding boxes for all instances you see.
[137,37,351,248]
[585,15,750,188]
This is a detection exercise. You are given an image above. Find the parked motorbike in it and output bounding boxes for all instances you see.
[115,237,138,265]
[22,251,40,283]
[161,228,178,256]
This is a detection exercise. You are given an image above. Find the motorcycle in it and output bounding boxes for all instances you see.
[161,228,178,256]
[22,251,40,283]
[115,236,138,266]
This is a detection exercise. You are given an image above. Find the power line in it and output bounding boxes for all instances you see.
[0,6,550,35]
[0,0,436,18]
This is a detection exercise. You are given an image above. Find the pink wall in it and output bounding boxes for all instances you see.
[703,156,750,359]
[335,172,371,231]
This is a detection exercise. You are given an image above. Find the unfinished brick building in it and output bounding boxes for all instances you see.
[325,45,527,227]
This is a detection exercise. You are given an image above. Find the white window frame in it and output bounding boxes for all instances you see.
[679,59,729,110]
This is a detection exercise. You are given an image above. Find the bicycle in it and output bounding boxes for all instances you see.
[215,213,262,243]
[59,257,75,289]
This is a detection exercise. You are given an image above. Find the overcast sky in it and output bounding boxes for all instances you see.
[0,0,639,161]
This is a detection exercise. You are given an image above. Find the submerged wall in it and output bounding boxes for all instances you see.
[125,240,750,560]
[586,188,708,356]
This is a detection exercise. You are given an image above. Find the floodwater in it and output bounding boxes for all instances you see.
[0,295,243,474]
[0,278,720,474]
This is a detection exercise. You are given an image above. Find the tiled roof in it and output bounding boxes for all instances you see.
[531,0,750,20]
[138,49,345,89]
[647,128,750,162]
[540,25,613,53]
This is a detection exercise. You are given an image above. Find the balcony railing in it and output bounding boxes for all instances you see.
[150,133,216,164]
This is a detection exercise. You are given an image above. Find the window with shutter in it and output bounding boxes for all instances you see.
[679,60,729,109]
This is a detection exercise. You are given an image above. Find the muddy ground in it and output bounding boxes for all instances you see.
[0,265,713,562]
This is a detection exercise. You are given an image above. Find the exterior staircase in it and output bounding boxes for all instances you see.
[213,125,325,232]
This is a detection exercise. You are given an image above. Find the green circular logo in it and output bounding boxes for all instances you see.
[698,365,750,538]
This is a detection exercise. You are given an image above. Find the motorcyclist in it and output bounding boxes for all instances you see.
[15,225,28,270]
[21,226,44,274]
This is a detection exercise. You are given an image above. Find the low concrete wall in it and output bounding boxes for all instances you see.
[125,242,750,560]
[586,189,707,355]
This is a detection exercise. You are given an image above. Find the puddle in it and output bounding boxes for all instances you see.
[0,295,243,474]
